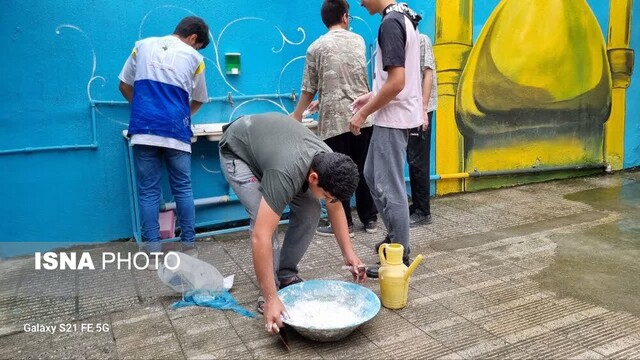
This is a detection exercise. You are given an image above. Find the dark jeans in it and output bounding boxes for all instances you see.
[133,145,195,252]
[324,127,378,226]
[407,111,433,216]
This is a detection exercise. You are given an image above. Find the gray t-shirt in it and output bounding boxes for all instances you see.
[219,113,332,214]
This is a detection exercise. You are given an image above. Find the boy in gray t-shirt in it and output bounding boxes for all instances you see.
[219,112,367,334]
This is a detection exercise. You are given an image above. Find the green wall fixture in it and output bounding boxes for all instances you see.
[225,53,241,75]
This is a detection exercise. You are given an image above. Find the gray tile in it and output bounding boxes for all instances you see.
[510,331,600,359]
[425,318,498,353]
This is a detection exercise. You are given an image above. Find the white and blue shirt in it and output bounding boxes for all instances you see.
[119,35,208,151]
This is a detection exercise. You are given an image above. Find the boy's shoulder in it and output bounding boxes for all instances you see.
[311,30,363,50]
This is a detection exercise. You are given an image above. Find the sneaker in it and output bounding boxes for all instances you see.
[410,213,432,227]
[279,275,305,290]
[364,221,378,234]
[366,257,411,279]
[316,224,354,238]
[374,235,391,254]
[182,244,199,258]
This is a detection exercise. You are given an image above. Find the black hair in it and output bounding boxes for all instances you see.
[174,16,210,49]
[321,0,350,28]
[312,152,358,201]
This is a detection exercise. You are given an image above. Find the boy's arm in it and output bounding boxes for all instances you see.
[119,81,134,103]
[349,66,405,134]
[291,91,316,121]
[326,201,366,282]
[190,100,203,115]
[421,68,433,129]
[118,47,137,103]
[190,61,208,116]
[292,48,318,121]
[252,198,287,333]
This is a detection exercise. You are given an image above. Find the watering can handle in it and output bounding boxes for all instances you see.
[378,243,388,265]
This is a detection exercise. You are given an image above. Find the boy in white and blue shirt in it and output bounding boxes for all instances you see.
[118,16,209,260]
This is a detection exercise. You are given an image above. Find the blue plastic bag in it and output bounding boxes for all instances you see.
[171,289,255,318]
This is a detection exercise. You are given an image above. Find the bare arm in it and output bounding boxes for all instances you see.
[421,68,433,129]
[119,81,134,103]
[291,91,316,121]
[349,66,405,135]
[190,100,203,116]
[252,198,286,333]
[326,201,366,282]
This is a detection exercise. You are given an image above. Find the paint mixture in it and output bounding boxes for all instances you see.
[285,299,361,328]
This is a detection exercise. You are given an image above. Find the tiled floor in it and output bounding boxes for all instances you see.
[1,171,639,359]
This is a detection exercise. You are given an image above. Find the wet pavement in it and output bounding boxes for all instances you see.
[0,170,639,359]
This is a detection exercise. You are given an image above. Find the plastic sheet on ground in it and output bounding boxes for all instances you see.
[171,289,256,318]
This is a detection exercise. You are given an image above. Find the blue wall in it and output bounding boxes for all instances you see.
[0,0,637,257]
[0,0,427,257]
[625,0,640,168]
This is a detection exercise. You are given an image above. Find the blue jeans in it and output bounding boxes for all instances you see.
[133,145,195,252]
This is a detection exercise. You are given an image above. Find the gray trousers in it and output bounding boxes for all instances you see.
[219,150,321,285]
[364,125,411,257]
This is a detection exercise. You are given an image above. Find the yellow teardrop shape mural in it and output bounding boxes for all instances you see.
[455,0,612,190]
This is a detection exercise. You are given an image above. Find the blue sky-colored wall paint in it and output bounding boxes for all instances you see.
[0,1,637,257]
[625,0,640,168]
[0,1,427,257]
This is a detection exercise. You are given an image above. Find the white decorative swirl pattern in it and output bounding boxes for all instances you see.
[199,154,221,174]
[138,9,308,98]
[214,17,306,96]
[55,25,105,102]
[228,98,288,122]
[278,55,306,110]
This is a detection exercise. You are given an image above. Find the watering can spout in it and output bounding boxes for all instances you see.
[404,254,423,281]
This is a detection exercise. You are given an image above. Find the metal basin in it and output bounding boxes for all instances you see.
[278,280,380,342]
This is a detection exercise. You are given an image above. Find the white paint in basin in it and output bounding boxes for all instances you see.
[285,299,361,328]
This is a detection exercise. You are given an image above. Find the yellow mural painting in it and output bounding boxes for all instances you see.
[606,0,634,170]
[434,0,634,194]
[433,0,472,194]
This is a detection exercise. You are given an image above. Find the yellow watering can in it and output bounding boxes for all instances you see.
[378,243,423,309]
